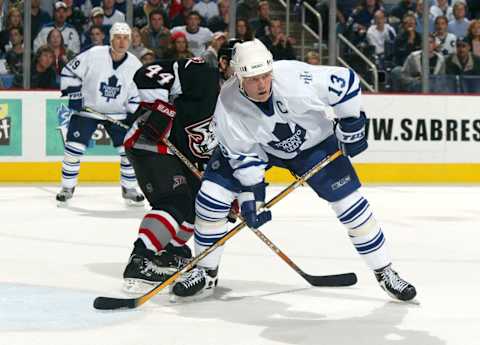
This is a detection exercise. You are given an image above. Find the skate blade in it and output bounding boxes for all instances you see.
[56,200,69,208]
[169,288,215,304]
[123,279,169,295]
[124,199,145,207]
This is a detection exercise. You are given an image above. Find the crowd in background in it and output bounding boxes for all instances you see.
[0,0,479,92]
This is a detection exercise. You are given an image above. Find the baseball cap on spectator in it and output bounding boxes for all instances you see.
[91,7,104,17]
[54,1,68,11]
[171,31,187,42]
[456,37,470,46]
[140,48,155,59]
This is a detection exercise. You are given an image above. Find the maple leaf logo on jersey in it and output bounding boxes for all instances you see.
[267,122,306,153]
[184,117,216,158]
[99,75,122,102]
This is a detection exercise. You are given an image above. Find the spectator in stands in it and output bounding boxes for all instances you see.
[171,0,196,28]
[81,8,109,50]
[63,0,87,38]
[305,50,321,65]
[129,27,145,59]
[390,0,416,23]
[87,25,106,48]
[430,0,453,21]
[141,9,170,58]
[31,0,52,45]
[367,10,396,56]
[250,1,271,38]
[434,15,457,56]
[392,13,422,66]
[346,0,383,49]
[445,36,480,75]
[5,27,23,79]
[34,2,81,54]
[236,18,253,41]
[201,31,227,68]
[208,0,230,33]
[102,0,125,26]
[139,48,156,65]
[415,0,435,34]
[194,0,219,22]
[47,28,74,79]
[260,19,296,61]
[164,31,194,59]
[14,45,58,89]
[133,0,170,30]
[172,11,213,56]
[337,0,359,27]
[448,2,470,38]
[467,20,480,58]
[0,7,22,55]
[392,34,445,91]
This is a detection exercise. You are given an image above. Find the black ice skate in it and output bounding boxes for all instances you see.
[123,240,190,294]
[375,264,417,302]
[56,187,74,206]
[121,186,145,206]
[171,266,218,302]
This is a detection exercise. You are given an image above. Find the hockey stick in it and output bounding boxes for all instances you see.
[83,108,357,288]
[93,150,345,310]
[163,148,356,287]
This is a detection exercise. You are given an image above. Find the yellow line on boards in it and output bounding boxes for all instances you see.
[1,162,480,183]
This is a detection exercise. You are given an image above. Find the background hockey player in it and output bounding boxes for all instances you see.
[171,39,417,302]
[57,22,145,206]
[121,57,219,293]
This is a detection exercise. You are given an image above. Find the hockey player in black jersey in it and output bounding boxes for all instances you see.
[121,57,220,293]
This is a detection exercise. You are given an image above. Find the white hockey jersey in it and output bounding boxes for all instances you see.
[60,46,142,119]
[214,60,362,187]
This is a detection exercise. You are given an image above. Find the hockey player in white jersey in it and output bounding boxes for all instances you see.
[56,22,145,205]
[171,39,417,302]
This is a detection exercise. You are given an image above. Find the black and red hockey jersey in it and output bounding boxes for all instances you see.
[124,57,219,168]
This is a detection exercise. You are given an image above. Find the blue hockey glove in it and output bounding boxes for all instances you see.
[140,100,176,143]
[239,182,272,229]
[62,86,83,112]
[334,111,368,158]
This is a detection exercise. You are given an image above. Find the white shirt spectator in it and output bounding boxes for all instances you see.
[102,9,126,26]
[435,32,457,55]
[193,0,219,22]
[34,23,81,54]
[430,5,454,21]
[366,23,396,55]
[171,25,213,56]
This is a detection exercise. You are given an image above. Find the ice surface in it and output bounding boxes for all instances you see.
[0,185,478,345]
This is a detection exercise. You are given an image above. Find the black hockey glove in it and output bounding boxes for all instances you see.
[239,182,272,229]
[334,111,368,158]
[139,100,176,143]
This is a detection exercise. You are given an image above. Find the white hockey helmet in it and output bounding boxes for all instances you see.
[231,39,273,80]
[109,22,131,43]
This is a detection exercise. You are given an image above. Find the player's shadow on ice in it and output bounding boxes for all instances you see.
[169,279,444,345]
[63,205,146,219]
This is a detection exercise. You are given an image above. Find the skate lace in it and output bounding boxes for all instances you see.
[144,259,164,275]
[181,268,205,289]
[383,268,409,292]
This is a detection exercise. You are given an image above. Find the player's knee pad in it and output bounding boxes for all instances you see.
[330,190,378,237]
[63,141,86,163]
[195,180,237,223]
